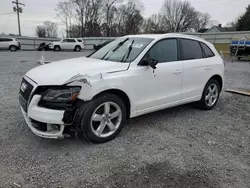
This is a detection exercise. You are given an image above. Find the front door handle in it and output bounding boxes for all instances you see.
[174,70,182,74]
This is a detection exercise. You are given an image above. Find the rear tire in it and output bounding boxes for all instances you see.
[75,94,127,143]
[9,45,17,52]
[198,79,220,110]
[74,46,81,52]
[54,46,61,52]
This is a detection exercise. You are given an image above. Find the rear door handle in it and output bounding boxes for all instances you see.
[174,70,182,74]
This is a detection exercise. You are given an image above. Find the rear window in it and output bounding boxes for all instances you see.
[180,39,203,60]
[200,42,215,58]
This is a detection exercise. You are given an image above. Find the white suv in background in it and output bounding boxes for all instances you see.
[49,38,84,52]
[19,34,224,143]
[0,37,21,51]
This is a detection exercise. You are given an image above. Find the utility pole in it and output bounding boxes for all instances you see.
[12,0,25,36]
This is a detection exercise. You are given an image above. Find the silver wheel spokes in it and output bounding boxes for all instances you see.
[205,84,218,107]
[91,102,122,138]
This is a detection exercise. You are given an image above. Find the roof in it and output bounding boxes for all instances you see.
[124,33,207,42]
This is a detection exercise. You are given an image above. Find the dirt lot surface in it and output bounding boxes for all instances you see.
[0,51,249,188]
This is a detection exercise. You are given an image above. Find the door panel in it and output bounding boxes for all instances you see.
[133,38,183,114]
[60,39,68,50]
[135,62,183,113]
[180,38,211,101]
[182,58,210,100]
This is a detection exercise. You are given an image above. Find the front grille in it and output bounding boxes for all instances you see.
[20,78,34,101]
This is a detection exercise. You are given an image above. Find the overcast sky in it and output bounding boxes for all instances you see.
[0,0,249,37]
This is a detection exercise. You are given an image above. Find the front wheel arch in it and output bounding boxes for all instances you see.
[92,89,131,119]
[54,45,61,51]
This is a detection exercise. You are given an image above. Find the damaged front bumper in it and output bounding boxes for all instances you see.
[20,95,66,139]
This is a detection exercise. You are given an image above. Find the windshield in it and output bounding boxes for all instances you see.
[89,37,154,63]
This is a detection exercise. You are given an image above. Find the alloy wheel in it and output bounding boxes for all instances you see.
[90,102,122,138]
[205,84,219,107]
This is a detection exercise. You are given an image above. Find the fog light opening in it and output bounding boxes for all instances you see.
[47,124,60,132]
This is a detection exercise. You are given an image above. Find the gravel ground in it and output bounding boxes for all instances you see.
[0,51,249,188]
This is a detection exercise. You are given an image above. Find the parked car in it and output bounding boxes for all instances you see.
[49,38,84,52]
[0,37,21,51]
[36,42,51,51]
[93,39,114,51]
[19,34,224,143]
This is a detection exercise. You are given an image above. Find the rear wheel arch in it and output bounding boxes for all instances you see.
[208,75,223,92]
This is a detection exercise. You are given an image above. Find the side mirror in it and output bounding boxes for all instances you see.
[140,58,158,69]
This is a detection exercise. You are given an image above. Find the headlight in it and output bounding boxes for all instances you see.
[41,87,81,102]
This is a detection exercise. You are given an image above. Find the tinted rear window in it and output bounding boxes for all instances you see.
[180,39,203,60]
[200,42,215,58]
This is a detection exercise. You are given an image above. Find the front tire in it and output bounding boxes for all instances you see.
[75,94,127,143]
[54,46,61,52]
[198,79,220,110]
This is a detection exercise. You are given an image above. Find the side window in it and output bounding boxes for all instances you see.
[62,39,67,42]
[200,42,215,58]
[180,39,203,60]
[77,39,82,42]
[147,39,178,63]
[6,38,13,41]
[67,39,76,43]
[1,38,9,42]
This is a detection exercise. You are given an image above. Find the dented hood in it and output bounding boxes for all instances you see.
[25,57,129,85]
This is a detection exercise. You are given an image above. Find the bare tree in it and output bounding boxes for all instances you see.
[143,14,166,34]
[36,26,46,37]
[192,12,212,32]
[72,0,90,37]
[43,21,58,38]
[56,1,74,37]
[161,0,198,32]
[103,0,122,36]
[117,0,144,35]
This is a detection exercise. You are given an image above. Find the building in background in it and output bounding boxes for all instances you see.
[199,24,236,33]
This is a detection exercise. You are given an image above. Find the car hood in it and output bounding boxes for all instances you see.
[25,57,129,85]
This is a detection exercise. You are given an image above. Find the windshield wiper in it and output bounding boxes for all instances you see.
[101,38,129,60]
[121,40,134,63]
